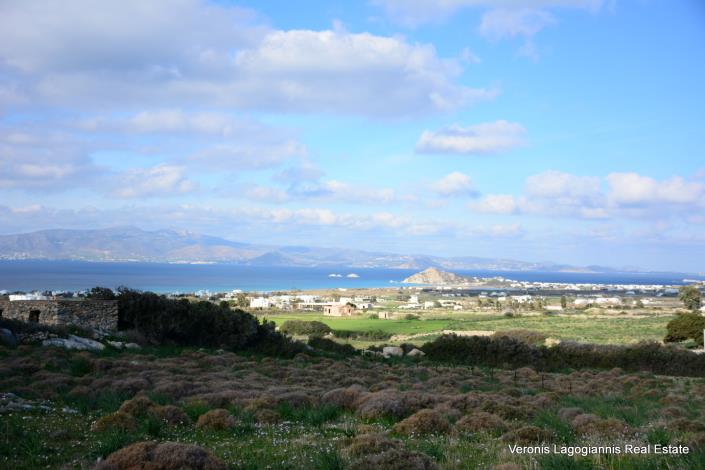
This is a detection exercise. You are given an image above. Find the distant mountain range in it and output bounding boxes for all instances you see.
[0,226,623,273]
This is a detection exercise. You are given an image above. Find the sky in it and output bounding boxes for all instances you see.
[1,0,704,272]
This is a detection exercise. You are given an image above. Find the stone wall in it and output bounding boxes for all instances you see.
[0,299,118,332]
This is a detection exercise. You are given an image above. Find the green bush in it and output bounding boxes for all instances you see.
[421,334,705,377]
[280,320,332,336]
[308,337,356,356]
[332,329,391,340]
[493,329,546,346]
[115,288,303,356]
[664,312,705,347]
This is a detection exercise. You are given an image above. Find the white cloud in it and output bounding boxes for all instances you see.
[76,109,308,171]
[479,8,555,40]
[0,1,494,116]
[238,179,407,205]
[112,165,198,198]
[0,126,101,190]
[416,120,525,155]
[525,170,602,201]
[432,172,479,197]
[469,171,705,220]
[471,194,518,214]
[606,173,705,207]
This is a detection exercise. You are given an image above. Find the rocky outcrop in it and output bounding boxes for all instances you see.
[42,334,105,351]
[402,267,467,285]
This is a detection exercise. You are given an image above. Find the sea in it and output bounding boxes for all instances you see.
[0,260,702,293]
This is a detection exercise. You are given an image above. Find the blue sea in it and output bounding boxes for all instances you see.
[0,260,702,293]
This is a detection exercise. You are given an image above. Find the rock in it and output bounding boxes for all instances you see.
[107,340,125,350]
[407,348,425,357]
[42,335,105,351]
[382,346,404,358]
[0,328,17,348]
[124,342,142,350]
[19,331,50,344]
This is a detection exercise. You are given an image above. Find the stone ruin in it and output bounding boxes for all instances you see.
[0,299,118,332]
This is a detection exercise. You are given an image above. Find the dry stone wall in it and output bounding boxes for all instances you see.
[0,299,118,332]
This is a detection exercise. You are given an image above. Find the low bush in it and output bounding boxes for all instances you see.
[280,320,332,336]
[308,337,356,356]
[422,334,705,377]
[493,329,546,346]
[95,441,227,470]
[664,312,705,347]
[333,329,391,340]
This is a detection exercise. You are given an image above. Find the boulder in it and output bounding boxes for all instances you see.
[0,328,18,348]
[107,340,125,350]
[382,346,404,358]
[407,348,426,357]
[124,342,142,350]
[42,335,105,351]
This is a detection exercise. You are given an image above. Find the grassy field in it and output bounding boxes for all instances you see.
[3,344,705,469]
[259,311,674,346]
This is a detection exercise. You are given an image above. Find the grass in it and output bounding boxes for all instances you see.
[3,341,704,470]
[261,311,674,346]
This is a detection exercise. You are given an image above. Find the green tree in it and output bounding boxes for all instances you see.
[664,312,705,347]
[560,295,567,309]
[86,286,116,300]
[679,286,703,312]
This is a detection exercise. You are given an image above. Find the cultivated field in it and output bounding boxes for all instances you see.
[258,311,676,349]
[2,344,705,469]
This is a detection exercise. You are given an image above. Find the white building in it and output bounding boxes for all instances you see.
[9,293,49,301]
[249,297,272,309]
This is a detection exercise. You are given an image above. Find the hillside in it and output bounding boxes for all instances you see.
[0,227,612,272]
[402,267,468,285]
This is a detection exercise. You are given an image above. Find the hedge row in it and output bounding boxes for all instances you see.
[421,334,705,377]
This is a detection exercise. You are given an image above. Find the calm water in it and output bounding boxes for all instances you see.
[0,260,701,293]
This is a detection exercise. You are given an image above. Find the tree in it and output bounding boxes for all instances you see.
[664,312,705,347]
[86,286,116,300]
[560,295,567,309]
[679,286,703,312]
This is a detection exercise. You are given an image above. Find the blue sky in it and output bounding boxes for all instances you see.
[0,0,704,271]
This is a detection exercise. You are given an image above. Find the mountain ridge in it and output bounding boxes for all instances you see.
[0,227,629,273]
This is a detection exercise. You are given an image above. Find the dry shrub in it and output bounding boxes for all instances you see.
[558,407,582,422]
[94,441,226,470]
[195,409,236,431]
[449,393,481,413]
[661,406,688,419]
[571,414,629,437]
[683,432,705,450]
[660,395,687,406]
[149,405,191,426]
[345,433,402,457]
[245,396,277,412]
[355,390,407,419]
[273,390,317,408]
[348,448,439,470]
[68,385,92,398]
[392,409,450,435]
[91,411,137,433]
[515,367,540,380]
[455,412,508,434]
[254,409,280,424]
[321,385,365,410]
[501,426,552,444]
[118,395,156,418]
[667,418,705,433]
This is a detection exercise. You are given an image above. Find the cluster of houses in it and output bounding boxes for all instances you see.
[397,295,463,311]
[246,294,375,316]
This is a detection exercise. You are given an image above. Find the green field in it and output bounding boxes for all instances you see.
[260,311,674,346]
